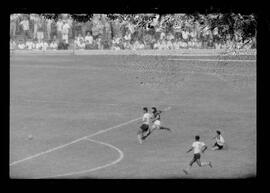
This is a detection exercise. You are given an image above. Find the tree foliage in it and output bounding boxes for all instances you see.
[41,13,256,42]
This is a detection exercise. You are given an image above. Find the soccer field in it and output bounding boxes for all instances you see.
[9,52,256,179]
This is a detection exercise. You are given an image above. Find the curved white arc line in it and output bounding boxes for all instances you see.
[40,138,124,179]
[10,117,141,166]
[10,107,171,166]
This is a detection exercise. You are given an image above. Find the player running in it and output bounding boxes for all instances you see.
[211,130,225,150]
[183,135,212,175]
[141,107,171,140]
[151,107,171,132]
[137,107,151,144]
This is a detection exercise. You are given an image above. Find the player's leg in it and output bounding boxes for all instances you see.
[212,142,223,150]
[156,120,171,131]
[159,126,171,131]
[212,142,218,150]
[151,123,158,132]
[142,125,151,140]
[137,126,144,144]
[196,158,212,168]
[183,156,196,174]
[137,130,143,144]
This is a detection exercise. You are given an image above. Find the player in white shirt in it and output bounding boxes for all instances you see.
[137,107,151,144]
[212,130,225,150]
[183,135,212,175]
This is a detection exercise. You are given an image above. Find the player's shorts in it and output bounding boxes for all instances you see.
[214,142,223,150]
[140,124,149,132]
[193,153,201,161]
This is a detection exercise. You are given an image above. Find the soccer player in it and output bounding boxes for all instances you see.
[211,130,225,150]
[151,107,171,132]
[137,107,151,144]
[142,107,171,140]
[183,135,212,175]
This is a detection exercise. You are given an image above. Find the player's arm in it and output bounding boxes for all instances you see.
[151,116,157,122]
[150,113,156,122]
[186,146,193,153]
[201,145,208,153]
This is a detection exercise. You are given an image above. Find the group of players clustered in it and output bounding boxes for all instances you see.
[138,107,225,175]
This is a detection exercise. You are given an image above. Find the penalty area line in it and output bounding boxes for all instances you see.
[9,117,141,166]
[9,106,172,167]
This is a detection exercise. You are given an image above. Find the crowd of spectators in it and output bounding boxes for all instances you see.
[10,13,256,51]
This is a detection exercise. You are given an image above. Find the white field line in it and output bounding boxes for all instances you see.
[41,138,124,179]
[9,117,141,166]
[168,58,256,62]
[10,106,172,167]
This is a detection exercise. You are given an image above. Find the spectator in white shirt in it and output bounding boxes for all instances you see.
[182,40,188,48]
[153,40,160,50]
[173,40,180,50]
[46,18,53,41]
[166,39,173,50]
[62,20,70,43]
[75,34,85,49]
[10,14,18,40]
[214,42,221,49]
[85,31,93,45]
[160,39,167,50]
[49,36,58,50]
[37,17,45,42]
[111,37,121,50]
[182,30,189,42]
[160,32,165,40]
[18,42,26,49]
[10,39,16,50]
[75,33,84,43]
[19,16,31,40]
[138,41,145,50]
[56,18,63,40]
[31,14,39,40]
[25,40,34,50]
[42,41,49,51]
[35,41,42,50]
[167,33,174,41]
[50,42,58,50]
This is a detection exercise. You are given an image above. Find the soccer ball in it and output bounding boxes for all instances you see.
[28,134,33,140]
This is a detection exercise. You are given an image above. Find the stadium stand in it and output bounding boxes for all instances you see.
[10,13,256,51]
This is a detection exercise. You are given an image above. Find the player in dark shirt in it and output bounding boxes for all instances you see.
[142,107,171,140]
